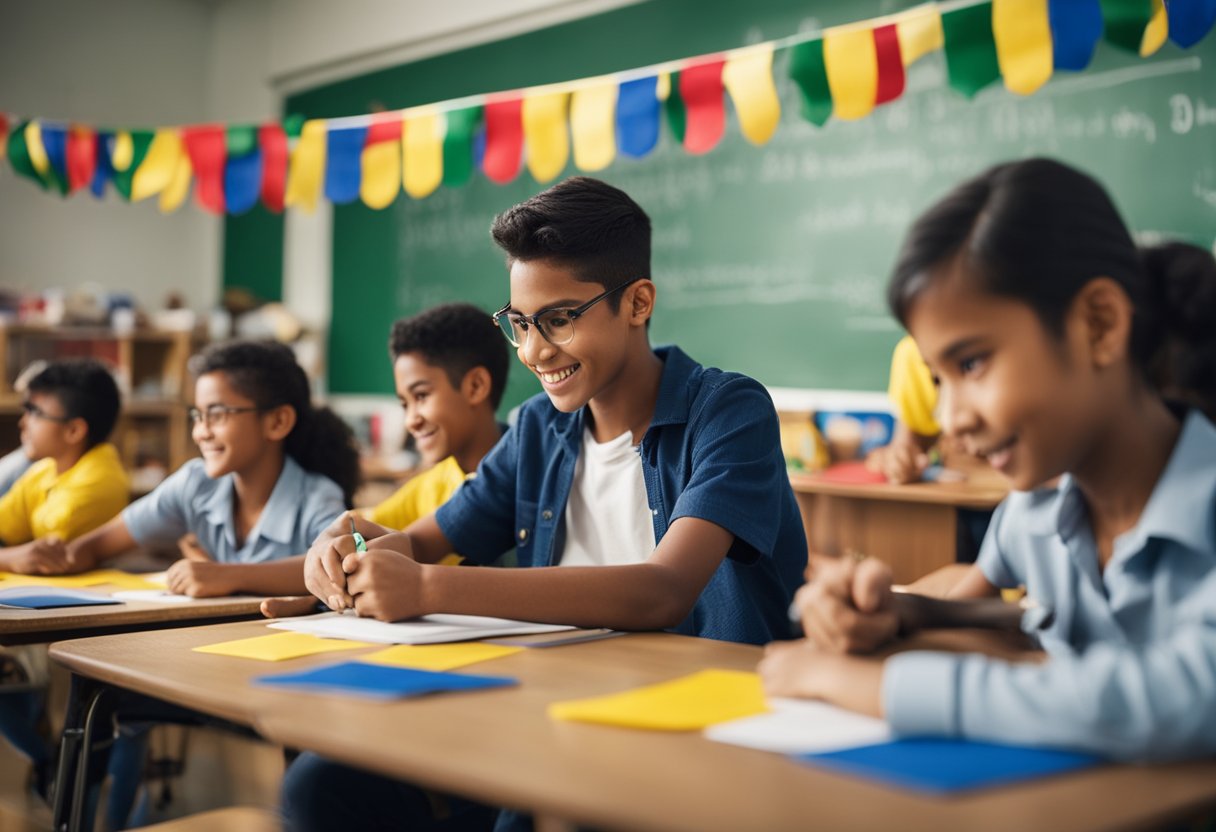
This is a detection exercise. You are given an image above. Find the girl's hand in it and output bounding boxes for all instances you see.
[166,559,234,597]
[305,512,362,611]
[1,538,69,575]
[797,554,899,654]
[759,642,886,717]
[345,549,425,622]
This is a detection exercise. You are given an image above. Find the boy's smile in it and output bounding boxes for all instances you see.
[393,352,476,465]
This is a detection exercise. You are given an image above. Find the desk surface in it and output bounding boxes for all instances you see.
[0,584,264,645]
[789,471,1008,509]
[49,620,1216,832]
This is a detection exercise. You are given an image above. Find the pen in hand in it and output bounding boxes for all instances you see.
[330,516,368,614]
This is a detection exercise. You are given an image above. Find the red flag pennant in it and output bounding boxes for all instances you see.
[182,125,227,214]
[679,57,726,154]
[259,123,287,213]
[66,126,97,193]
[482,96,524,184]
[873,24,906,105]
[365,117,402,145]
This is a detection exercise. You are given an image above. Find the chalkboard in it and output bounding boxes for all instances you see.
[278,0,1216,410]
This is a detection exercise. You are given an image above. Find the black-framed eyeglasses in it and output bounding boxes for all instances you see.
[188,404,266,429]
[21,400,73,423]
[492,277,646,347]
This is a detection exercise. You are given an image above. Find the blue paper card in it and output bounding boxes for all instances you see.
[253,661,517,701]
[0,587,122,610]
[800,738,1102,794]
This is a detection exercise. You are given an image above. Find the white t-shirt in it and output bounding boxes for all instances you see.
[559,426,656,567]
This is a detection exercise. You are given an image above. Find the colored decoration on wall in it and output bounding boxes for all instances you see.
[3,0,1210,212]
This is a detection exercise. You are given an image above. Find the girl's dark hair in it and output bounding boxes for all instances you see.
[888,157,1216,418]
[191,340,361,507]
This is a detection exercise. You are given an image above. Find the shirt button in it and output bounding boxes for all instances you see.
[542,510,553,521]
[651,508,658,515]
[518,528,528,541]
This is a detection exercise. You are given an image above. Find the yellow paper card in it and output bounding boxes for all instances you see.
[194,632,374,662]
[359,642,523,671]
[0,570,159,589]
[548,669,769,731]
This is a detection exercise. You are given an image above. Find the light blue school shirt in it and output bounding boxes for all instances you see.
[884,409,1216,762]
[123,456,345,563]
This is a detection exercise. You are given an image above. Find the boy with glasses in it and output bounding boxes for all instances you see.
[285,177,807,832]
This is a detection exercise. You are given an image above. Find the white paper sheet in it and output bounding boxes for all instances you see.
[268,612,577,645]
[705,697,892,755]
[110,589,195,604]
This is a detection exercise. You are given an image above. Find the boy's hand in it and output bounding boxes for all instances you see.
[1,538,70,575]
[867,442,929,484]
[166,559,234,597]
[795,554,899,654]
[178,533,213,562]
[305,512,363,611]
[759,641,885,716]
[260,596,321,619]
[344,549,424,622]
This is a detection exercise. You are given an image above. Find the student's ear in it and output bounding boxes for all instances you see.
[263,404,298,441]
[1072,277,1133,370]
[62,417,89,448]
[460,366,493,407]
[626,279,656,327]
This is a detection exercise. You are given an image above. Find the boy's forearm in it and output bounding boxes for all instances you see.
[224,556,309,596]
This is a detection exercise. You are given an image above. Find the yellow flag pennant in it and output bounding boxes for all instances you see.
[159,151,193,213]
[284,119,327,211]
[361,121,402,210]
[825,26,880,121]
[111,131,134,172]
[722,45,781,146]
[994,0,1054,95]
[896,7,945,66]
[131,129,184,201]
[522,90,571,183]
[1140,0,1169,56]
[403,110,444,199]
[25,121,50,175]
[570,81,617,172]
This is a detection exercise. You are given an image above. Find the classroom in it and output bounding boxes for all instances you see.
[2,0,1215,829]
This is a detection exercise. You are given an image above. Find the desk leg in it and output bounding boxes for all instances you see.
[51,673,114,832]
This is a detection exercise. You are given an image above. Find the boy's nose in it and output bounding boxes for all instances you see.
[936,384,979,437]
[519,327,555,367]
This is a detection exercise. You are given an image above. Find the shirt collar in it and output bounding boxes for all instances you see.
[200,456,307,546]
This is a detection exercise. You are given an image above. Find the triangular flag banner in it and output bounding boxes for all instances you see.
[994,0,1055,95]
[442,106,480,188]
[285,119,327,211]
[0,114,8,153]
[522,90,570,182]
[1049,0,1104,69]
[942,3,1003,98]
[825,27,879,121]
[159,151,192,214]
[7,122,48,191]
[1140,0,1170,54]
[90,132,114,198]
[1100,0,1155,51]
[897,7,945,65]
[324,124,368,205]
[788,40,833,127]
[680,57,727,154]
[1167,0,1216,47]
[66,127,96,193]
[225,125,263,214]
[259,123,288,213]
[722,45,781,146]
[181,126,227,213]
[482,97,524,184]
[361,117,402,209]
[131,129,184,202]
[873,24,907,105]
[472,124,487,170]
[616,75,661,158]
[570,82,617,172]
[403,110,443,199]
[39,124,70,195]
[111,130,155,202]
[664,70,688,142]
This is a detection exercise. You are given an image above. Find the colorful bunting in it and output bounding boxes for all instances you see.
[663,70,688,142]
[1049,0,1104,70]
[442,106,481,188]
[7,121,47,191]
[942,3,1002,98]
[181,126,226,213]
[259,123,288,212]
[616,76,661,158]
[679,57,726,154]
[0,114,8,153]
[324,125,368,205]
[1101,0,1156,52]
[403,110,443,199]
[360,117,402,209]
[1141,0,1170,54]
[285,119,327,211]
[482,97,524,184]
[159,151,192,214]
[1167,0,1216,47]
[788,40,832,127]
[39,124,70,195]
[873,25,907,104]
[66,127,96,193]
[131,129,184,202]
[522,91,570,183]
[111,130,155,201]
[722,45,781,145]
[994,0,1055,95]
[90,132,115,198]
[570,82,617,171]
[897,7,946,65]
[225,126,263,214]
[825,27,878,121]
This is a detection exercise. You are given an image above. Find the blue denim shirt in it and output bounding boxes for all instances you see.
[884,410,1216,761]
[436,345,808,645]
[123,456,345,564]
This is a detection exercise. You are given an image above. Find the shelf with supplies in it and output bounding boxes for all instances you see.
[0,322,203,491]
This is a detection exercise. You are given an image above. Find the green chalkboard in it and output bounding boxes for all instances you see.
[281,0,1216,411]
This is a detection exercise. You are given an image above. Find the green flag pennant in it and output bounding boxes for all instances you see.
[6,121,49,191]
[787,40,832,127]
[942,3,1002,98]
[226,124,258,157]
[665,71,687,143]
[442,105,482,187]
[111,130,155,201]
[282,113,307,140]
[1099,0,1154,52]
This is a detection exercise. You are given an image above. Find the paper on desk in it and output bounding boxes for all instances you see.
[548,669,769,731]
[705,697,892,754]
[111,589,194,604]
[269,612,577,645]
[254,661,517,700]
[0,569,163,590]
[359,642,523,671]
[194,632,375,661]
[0,587,123,609]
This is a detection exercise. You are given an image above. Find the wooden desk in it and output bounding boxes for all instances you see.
[49,620,1216,832]
[789,471,1008,584]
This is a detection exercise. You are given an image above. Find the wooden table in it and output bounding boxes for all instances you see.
[48,620,1216,832]
[789,471,1008,584]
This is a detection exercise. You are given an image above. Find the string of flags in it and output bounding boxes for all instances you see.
[2,0,1212,215]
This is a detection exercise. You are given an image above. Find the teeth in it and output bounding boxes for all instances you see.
[540,366,577,384]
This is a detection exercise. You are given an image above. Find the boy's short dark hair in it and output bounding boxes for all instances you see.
[490,176,651,311]
[389,303,510,409]
[27,358,122,449]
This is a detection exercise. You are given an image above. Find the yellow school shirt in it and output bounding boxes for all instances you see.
[0,443,129,544]
[367,455,468,565]
[888,335,940,437]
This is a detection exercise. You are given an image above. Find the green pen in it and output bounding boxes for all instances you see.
[349,515,367,553]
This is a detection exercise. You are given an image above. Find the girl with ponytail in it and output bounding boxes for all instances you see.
[764,158,1216,762]
[67,339,359,598]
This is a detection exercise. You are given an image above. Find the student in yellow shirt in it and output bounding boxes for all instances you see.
[0,358,127,571]
[866,334,940,484]
[366,302,510,535]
